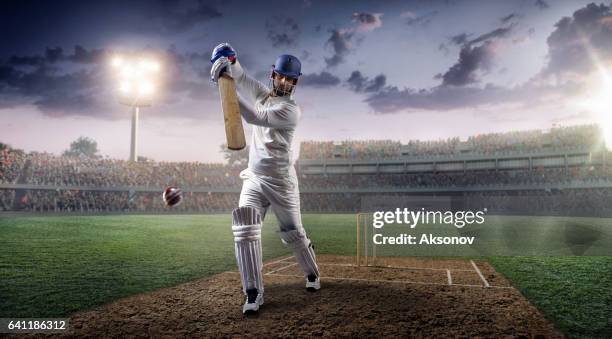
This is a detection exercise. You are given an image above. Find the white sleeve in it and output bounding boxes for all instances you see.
[238,95,299,129]
[230,60,269,102]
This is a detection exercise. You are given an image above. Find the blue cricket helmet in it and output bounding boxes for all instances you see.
[273,54,302,78]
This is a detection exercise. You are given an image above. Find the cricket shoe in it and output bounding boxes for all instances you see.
[306,274,320,292]
[243,288,264,315]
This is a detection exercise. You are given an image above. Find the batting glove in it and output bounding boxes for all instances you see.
[211,56,232,83]
[210,43,237,84]
[211,42,236,64]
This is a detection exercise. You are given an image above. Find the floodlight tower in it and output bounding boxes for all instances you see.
[111,55,160,162]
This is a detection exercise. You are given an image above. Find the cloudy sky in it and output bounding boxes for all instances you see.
[1,0,612,162]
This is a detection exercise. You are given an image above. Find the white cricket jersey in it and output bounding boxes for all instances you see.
[230,61,301,177]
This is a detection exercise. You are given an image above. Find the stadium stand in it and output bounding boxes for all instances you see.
[1,124,611,216]
[299,124,603,160]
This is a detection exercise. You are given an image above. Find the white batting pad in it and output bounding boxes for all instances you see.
[279,229,320,278]
[232,206,264,294]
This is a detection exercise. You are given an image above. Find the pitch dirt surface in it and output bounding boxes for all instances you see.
[51,255,561,337]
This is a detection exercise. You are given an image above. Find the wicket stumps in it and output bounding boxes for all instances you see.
[356,212,376,267]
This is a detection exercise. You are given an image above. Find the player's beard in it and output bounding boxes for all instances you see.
[271,86,292,97]
[269,73,297,97]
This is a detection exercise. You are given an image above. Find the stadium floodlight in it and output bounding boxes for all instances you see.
[110,54,161,162]
[601,80,612,149]
[585,75,612,149]
[574,68,612,149]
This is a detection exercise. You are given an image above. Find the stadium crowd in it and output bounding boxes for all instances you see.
[301,189,612,217]
[1,124,611,216]
[299,140,402,160]
[5,188,612,217]
[402,138,460,157]
[299,167,612,190]
[0,189,14,211]
[6,162,612,195]
[25,153,241,188]
[299,124,603,160]
[15,189,238,213]
[0,124,606,191]
[4,153,610,192]
[0,149,27,184]
[464,188,612,217]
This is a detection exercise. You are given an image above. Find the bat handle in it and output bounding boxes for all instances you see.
[219,66,228,77]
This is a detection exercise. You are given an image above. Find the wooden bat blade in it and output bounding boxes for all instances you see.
[218,74,246,150]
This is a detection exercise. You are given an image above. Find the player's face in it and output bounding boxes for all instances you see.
[272,72,298,96]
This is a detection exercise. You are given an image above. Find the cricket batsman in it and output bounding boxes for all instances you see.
[210,43,320,315]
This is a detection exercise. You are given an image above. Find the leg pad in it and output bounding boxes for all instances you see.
[232,206,264,294]
[279,229,320,278]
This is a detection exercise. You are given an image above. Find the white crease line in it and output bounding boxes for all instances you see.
[320,262,474,272]
[265,262,298,276]
[266,273,513,289]
[446,269,453,286]
[470,260,490,288]
[263,256,294,267]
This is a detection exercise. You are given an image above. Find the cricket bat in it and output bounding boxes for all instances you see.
[218,73,246,151]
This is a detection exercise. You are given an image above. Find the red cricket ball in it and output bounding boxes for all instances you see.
[162,186,183,207]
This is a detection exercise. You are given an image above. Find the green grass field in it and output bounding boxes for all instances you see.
[0,213,611,338]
